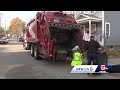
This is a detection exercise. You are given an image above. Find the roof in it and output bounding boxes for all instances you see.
[76,13,102,23]
[83,14,101,19]
[76,13,101,20]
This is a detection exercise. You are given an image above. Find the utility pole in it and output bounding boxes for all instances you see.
[0,14,1,27]
[5,20,6,36]
[73,11,74,18]
[0,13,3,27]
[72,11,75,19]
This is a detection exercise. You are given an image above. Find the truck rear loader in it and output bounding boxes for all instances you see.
[23,11,84,60]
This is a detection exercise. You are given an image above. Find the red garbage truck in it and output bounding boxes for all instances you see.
[23,11,84,60]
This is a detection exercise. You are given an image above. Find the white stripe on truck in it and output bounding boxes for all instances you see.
[28,26,35,38]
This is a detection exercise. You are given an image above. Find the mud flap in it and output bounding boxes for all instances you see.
[56,50,67,60]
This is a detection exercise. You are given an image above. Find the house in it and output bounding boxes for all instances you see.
[74,11,120,47]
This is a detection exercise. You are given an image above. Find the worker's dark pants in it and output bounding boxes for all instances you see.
[87,54,98,65]
[83,40,89,50]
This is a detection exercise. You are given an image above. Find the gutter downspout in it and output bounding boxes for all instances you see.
[102,11,105,46]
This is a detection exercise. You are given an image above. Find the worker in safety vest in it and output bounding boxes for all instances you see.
[71,45,83,67]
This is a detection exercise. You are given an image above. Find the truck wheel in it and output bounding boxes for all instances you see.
[27,43,30,50]
[30,44,34,57]
[34,45,39,60]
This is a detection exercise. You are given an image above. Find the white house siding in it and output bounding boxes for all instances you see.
[68,11,102,19]
[94,11,102,18]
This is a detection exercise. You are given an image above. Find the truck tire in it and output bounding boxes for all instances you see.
[30,44,34,57]
[27,43,31,50]
[34,45,39,60]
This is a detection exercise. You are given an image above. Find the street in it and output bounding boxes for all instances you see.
[0,41,120,79]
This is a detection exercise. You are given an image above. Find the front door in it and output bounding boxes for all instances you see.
[91,23,103,45]
[80,25,85,36]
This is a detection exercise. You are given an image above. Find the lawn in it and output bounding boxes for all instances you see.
[106,49,120,59]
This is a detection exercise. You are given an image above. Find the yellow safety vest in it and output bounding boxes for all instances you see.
[71,51,83,67]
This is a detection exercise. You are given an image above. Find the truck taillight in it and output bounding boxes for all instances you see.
[48,18,54,22]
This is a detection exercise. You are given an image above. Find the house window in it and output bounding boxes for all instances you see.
[91,24,96,33]
[78,11,81,14]
[105,22,110,37]
[91,11,96,14]
[81,11,84,13]
[80,25,85,34]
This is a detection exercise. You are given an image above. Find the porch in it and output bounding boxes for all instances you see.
[76,13,103,45]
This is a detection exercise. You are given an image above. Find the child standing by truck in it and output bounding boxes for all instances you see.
[71,45,83,67]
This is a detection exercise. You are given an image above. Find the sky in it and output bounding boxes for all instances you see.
[0,11,40,29]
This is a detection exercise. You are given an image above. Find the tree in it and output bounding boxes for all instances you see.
[10,17,26,36]
[0,26,5,35]
[7,26,12,33]
[21,21,26,35]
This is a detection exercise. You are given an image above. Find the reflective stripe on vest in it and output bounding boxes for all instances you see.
[73,52,82,61]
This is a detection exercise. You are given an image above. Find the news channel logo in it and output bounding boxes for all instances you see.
[96,65,112,73]
[71,65,112,73]
[71,65,98,73]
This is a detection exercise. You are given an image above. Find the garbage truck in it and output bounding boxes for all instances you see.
[23,11,84,60]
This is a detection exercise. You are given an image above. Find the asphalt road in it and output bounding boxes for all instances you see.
[0,41,120,79]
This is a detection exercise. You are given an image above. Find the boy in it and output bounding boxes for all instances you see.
[71,45,83,67]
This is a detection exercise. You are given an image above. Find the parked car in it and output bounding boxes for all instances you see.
[9,38,15,41]
[1,37,9,43]
[0,38,8,44]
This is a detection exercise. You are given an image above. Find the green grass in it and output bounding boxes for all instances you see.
[106,50,120,59]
